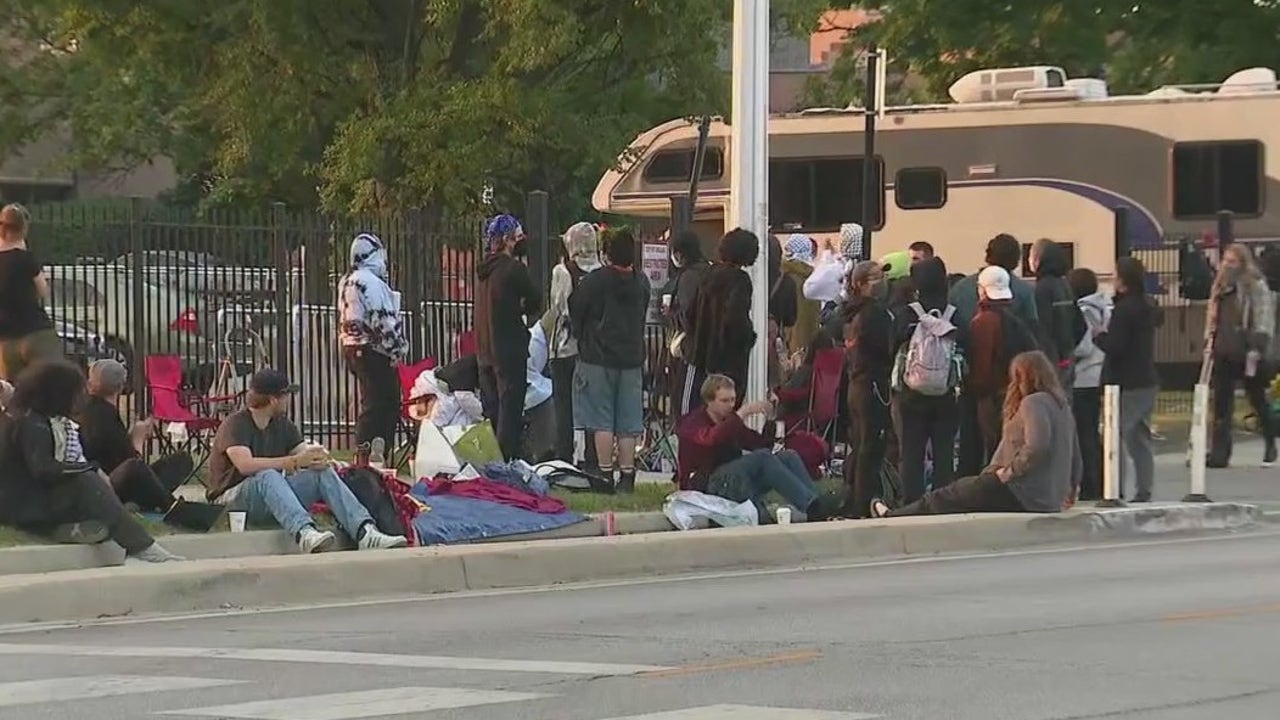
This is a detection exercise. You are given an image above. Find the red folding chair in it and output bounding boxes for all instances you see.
[797,348,845,461]
[144,355,234,487]
[390,357,438,470]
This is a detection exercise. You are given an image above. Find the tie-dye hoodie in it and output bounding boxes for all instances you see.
[338,233,408,359]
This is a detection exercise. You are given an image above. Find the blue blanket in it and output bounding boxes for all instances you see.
[409,484,587,545]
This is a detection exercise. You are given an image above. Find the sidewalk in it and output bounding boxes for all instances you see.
[1152,437,1280,507]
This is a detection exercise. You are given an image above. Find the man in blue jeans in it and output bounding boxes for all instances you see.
[206,368,408,553]
[676,374,840,522]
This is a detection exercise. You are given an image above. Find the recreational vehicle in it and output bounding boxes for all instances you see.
[592,65,1280,375]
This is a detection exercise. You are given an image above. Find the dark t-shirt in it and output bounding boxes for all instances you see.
[207,408,303,500]
[0,248,53,339]
[78,396,137,474]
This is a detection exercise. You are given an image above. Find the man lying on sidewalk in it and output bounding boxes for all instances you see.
[676,374,841,522]
[206,368,408,553]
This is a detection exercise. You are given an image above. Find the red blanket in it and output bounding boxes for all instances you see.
[424,477,567,514]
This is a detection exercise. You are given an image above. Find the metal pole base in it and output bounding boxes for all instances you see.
[1182,493,1213,503]
[1095,498,1128,508]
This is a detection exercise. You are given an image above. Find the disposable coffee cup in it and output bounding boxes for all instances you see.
[228,511,247,533]
[661,294,672,309]
[776,507,793,525]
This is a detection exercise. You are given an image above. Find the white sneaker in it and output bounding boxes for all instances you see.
[298,527,338,554]
[358,527,408,550]
[131,543,185,563]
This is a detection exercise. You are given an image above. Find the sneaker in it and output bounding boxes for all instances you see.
[49,521,109,545]
[1130,492,1152,503]
[358,526,409,550]
[1264,444,1277,468]
[298,527,338,554]
[616,469,636,494]
[805,492,843,522]
[131,543,185,563]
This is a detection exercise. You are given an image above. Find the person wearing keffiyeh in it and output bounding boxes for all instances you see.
[338,232,408,452]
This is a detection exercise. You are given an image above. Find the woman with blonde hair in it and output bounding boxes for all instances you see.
[1206,242,1276,467]
[0,203,60,381]
[871,350,1080,517]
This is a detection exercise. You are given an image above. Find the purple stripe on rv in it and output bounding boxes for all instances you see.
[959,179,1163,249]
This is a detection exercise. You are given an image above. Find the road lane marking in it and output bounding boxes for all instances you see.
[0,675,239,707]
[1163,602,1280,623]
[163,687,545,719]
[594,705,880,719]
[641,650,823,678]
[0,643,670,675]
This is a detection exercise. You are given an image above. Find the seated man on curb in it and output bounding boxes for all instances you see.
[206,368,408,553]
[676,374,841,522]
[77,360,222,532]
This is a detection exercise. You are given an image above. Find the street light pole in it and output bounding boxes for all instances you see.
[729,0,770,412]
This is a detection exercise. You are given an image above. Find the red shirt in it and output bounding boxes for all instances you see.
[676,409,774,492]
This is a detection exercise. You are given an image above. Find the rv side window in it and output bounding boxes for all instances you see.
[895,167,947,210]
[1021,242,1075,277]
[1172,141,1263,219]
[768,157,884,231]
[642,149,725,184]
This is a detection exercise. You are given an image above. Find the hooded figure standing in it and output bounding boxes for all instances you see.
[338,233,409,453]
[805,223,863,324]
[1029,238,1079,392]
[474,215,541,461]
[545,222,602,465]
[782,234,820,357]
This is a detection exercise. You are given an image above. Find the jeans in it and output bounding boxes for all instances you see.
[896,391,958,503]
[229,467,375,539]
[1209,359,1276,465]
[708,449,819,515]
[845,380,890,518]
[1072,387,1103,500]
[343,346,401,451]
[887,472,1025,517]
[1119,386,1157,499]
[478,362,528,462]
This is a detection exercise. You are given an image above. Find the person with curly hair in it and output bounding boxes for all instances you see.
[0,361,181,561]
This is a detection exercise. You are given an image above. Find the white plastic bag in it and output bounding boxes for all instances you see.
[414,421,462,479]
[662,490,759,530]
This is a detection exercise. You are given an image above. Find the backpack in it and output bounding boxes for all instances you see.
[894,302,961,396]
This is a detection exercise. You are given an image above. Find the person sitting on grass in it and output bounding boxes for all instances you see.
[0,361,182,561]
[77,359,223,532]
[206,368,409,553]
[676,374,841,522]
[870,350,1080,518]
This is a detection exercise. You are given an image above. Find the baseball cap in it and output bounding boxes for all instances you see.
[249,368,299,396]
[978,266,1014,301]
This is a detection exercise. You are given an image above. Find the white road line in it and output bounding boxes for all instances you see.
[0,643,669,676]
[162,686,546,719]
[0,675,239,707]
[597,705,881,720]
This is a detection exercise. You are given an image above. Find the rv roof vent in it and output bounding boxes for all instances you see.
[1147,86,1190,97]
[1218,67,1278,94]
[1013,87,1082,103]
[1065,78,1108,99]
[948,66,1067,103]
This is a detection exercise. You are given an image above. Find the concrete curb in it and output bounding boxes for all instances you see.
[0,502,1255,626]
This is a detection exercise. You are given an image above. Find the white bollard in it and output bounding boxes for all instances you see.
[1185,383,1212,502]
[1097,384,1125,507]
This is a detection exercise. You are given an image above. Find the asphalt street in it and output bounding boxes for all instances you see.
[0,528,1279,719]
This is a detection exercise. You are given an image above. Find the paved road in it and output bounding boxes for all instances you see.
[2,530,1280,719]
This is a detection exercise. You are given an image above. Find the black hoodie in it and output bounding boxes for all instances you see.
[892,257,962,353]
[569,265,651,369]
[828,293,894,386]
[1096,290,1163,389]
[1033,241,1078,365]
[474,253,540,369]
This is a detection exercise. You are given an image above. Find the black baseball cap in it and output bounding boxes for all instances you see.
[249,368,299,396]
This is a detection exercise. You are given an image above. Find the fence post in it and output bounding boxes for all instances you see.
[1185,383,1212,502]
[1097,384,1125,507]
[669,194,692,237]
[1217,210,1235,248]
[525,190,551,301]
[270,203,290,370]
[127,197,146,408]
[1113,206,1131,259]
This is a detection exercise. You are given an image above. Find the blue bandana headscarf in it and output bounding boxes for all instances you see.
[485,214,523,253]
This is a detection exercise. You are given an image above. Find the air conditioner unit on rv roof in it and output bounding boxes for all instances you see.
[949,66,1067,103]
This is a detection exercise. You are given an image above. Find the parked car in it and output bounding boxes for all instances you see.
[55,318,127,375]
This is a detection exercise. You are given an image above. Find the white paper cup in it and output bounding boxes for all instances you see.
[661,293,672,309]
[228,511,247,533]
[776,507,793,525]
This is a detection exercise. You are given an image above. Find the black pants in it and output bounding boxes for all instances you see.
[1072,387,1103,500]
[343,346,401,450]
[887,472,1025,517]
[977,393,1005,465]
[896,392,958,504]
[109,454,193,511]
[25,471,155,553]
[956,391,982,477]
[1210,358,1276,464]
[479,362,528,461]
[844,380,890,518]
[550,356,599,467]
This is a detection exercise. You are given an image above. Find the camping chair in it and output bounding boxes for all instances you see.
[144,355,233,487]
[796,348,845,468]
[390,357,438,471]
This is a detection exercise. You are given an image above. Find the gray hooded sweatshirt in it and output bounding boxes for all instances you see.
[987,391,1082,512]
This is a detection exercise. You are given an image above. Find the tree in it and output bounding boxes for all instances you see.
[0,0,742,217]
[791,1,1280,103]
